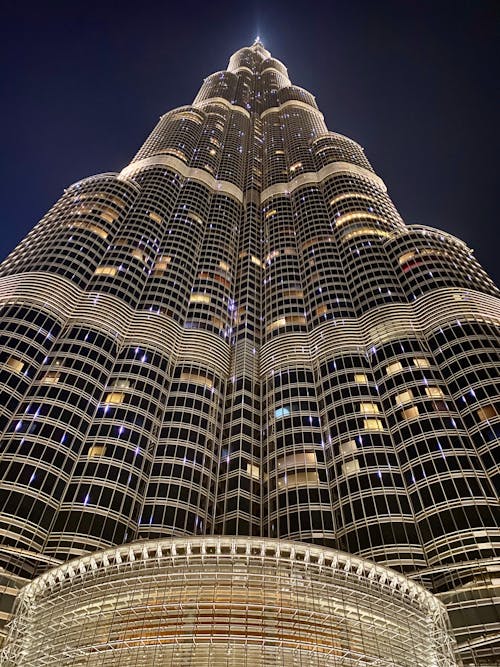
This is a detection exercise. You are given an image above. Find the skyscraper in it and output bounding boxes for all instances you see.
[0,38,498,664]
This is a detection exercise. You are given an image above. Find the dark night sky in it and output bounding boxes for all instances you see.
[1,0,498,284]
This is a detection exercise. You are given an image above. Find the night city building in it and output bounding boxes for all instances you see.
[0,39,498,665]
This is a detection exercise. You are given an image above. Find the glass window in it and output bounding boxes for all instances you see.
[88,445,106,457]
[395,390,413,406]
[342,459,360,476]
[359,403,379,414]
[386,361,403,376]
[41,371,60,384]
[425,387,444,399]
[104,392,125,405]
[5,357,24,373]
[477,406,497,421]
[339,440,358,456]
[363,418,384,431]
[94,266,117,277]
[401,406,419,420]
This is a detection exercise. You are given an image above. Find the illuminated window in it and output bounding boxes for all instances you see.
[477,405,498,421]
[425,387,444,399]
[265,209,277,219]
[69,221,108,239]
[159,147,186,161]
[187,211,203,226]
[99,207,119,223]
[359,403,379,414]
[132,249,145,262]
[190,293,211,304]
[209,148,217,156]
[88,445,106,457]
[288,315,306,325]
[212,316,225,329]
[154,256,171,275]
[41,371,60,384]
[198,270,230,287]
[251,255,262,267]
[398,251,416,265]
[399,248,445,267]
[149,212,163,224]
[354,373,368,384]
[289,161,302,173]
[108,195,125,208]
[180,372,213,389]
[5,357,24,373]
[73,202,118,223]
[277,470,319,488]
[74,204,93,215]
[266,318,287,333]
[329,192,373,206]
[413,357,430,369]
[301,236,332,251]
[247,463,260,480]
[104,392,125,405]
[395,390,413,406]
[275,149,284,155]
[266,315,306,333]
[316,305,328,317]
[277,452,316,469]
[401,406,419,420]
[342,459,360,476]
[219,261,230,271]
[94,266,117,277]
[111,379,130,389]
[265,249,280,263]
[283,289,303,299]
[335,211,385,229]
[363,419,384,431]
[275,406,290,418]
[385,361,403,376]
[170,111,203,124]
[339,440,357,456]
[342,227,392,241]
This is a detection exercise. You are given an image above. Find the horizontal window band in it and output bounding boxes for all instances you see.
[120,155,244,204]
[192,96,251,119]
[261,161,387,202]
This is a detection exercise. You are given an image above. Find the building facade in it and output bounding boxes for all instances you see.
[0,40,498,664]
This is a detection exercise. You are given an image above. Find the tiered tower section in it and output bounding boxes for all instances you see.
[0,40,498,663]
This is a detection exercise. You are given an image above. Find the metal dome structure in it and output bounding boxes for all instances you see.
[2,537,457,666]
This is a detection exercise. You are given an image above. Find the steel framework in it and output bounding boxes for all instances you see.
[2,537,457,666]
